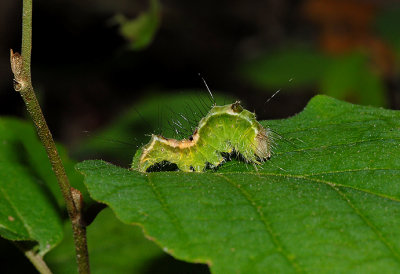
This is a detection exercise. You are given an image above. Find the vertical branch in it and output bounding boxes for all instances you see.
[11,0,90,273]
[21,0,32,77]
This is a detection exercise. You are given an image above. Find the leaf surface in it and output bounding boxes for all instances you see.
[77,95,400,273]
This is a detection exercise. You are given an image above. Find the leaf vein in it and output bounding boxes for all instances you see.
[216,173,303,273]
[307,167,399,176]
[275,137,400,156]
[222,172,400,203]
[328,184,400,262]
[146,174,186,237]
[276,117,398,136]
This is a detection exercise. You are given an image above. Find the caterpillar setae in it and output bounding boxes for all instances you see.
[132,101,273,172]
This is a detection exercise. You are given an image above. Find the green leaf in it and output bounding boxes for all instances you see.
[114,0,161,50]
[77,95,400,273]
[0,118,64,255]
[46,207,162,273]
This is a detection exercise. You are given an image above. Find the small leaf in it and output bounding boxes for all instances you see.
[114,0,161,50]
[46,207,162,273]
[77,96,400,272]
[0,118,64,255]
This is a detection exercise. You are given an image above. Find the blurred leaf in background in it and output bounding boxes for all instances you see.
[0,117,88,258]
[239,46,331,90]
[0,118,87,210]
[240,47,387,107]
[113,0,161,51]
[321,52,386,106]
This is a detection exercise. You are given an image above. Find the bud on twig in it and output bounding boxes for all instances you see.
[71,187,84,214]
[10,49,25,92]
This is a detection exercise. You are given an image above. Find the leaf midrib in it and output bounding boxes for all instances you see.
[216,174,303,272]
[270,116,397,136]
[274,137,400,156]
[221,172,400,203]
[330,184,400,261]
[146,174,187,236]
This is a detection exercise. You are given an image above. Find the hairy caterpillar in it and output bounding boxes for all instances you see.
[132,101,273,172]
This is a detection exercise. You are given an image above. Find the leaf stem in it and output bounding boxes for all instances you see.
[11,0,90,273]
[16,243,52,274]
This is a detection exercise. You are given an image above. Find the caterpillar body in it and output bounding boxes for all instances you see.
[133,101,273,172]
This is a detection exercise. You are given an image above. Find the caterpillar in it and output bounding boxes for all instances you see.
[132,101,273,172]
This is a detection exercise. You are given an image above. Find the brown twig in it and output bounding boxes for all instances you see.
[10,0,90,273]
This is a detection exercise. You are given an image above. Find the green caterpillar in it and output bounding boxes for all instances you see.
[133,101,273,172]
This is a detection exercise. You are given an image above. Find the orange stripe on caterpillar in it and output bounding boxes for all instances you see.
[132,101,273,172]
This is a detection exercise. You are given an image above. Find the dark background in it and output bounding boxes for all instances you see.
[2,0,399,148]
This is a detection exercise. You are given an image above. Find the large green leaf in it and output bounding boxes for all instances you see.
[77,95,400,273]
[46,207,162,273]
[0,118,65,255]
